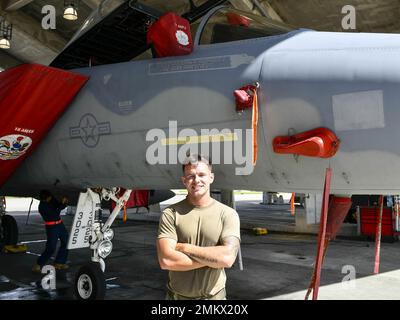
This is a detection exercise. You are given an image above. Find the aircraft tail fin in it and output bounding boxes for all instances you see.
[0,63,88,187]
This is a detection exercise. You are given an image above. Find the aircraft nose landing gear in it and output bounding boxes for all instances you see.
[0,197,19,247]
[74,262,106,300]
[0,215,18,246]
[68,188,131,300]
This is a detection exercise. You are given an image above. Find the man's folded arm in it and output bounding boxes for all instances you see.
[157,237,206,271]
[175,236,240,269]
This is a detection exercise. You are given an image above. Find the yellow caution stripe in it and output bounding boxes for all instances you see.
[161,132,238,146]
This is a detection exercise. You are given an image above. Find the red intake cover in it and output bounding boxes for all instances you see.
[147,12,193,57]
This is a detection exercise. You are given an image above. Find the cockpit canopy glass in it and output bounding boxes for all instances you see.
[198,7,293,45]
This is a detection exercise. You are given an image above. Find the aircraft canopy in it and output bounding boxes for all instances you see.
[196,7,293,45]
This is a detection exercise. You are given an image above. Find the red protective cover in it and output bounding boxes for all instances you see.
[234,84,257,112]
[147,12,193,57]
[272,127,340,158]
[0,63,89,187]
[112,189,150,210]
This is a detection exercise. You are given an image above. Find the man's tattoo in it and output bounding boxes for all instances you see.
[183,237,240,265]
[187,252,218,264]
[222,236,240,257]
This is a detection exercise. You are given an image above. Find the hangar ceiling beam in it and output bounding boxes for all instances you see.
[0,6,66,65]
[3,0,34,11]
[0,50,22,69]
[229,0,283,22]
[82,0,103,10]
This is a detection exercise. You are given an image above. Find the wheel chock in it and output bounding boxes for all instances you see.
[2,244,27,253]
[253,227,268,235]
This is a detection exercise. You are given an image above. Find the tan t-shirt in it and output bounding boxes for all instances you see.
[157,198,241,298]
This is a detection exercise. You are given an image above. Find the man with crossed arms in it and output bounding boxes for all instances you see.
[157,154,241,300]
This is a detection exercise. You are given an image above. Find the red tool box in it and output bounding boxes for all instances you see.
[360,206,395,237]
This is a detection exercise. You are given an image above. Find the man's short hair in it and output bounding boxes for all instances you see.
[182,154,212,172]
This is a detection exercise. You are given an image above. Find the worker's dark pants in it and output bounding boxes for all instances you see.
[37,223,69,266]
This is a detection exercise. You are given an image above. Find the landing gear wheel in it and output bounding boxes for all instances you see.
[74,262,106,300]
[0,215,18,245]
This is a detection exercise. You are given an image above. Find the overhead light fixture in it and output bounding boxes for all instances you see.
[63,0,79,21]
[0,17,12,50]
[0,38,10,49]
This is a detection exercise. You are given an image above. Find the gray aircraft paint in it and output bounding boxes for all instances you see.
[2,23,400,197]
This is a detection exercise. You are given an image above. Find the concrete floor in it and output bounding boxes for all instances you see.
[1,197,400,300]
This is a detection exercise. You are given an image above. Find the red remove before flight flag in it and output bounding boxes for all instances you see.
[0,63,89,187]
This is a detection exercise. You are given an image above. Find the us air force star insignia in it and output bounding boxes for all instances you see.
[69,113,111,148]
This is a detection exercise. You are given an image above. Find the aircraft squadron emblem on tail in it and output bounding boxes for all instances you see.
[0,135,32,160]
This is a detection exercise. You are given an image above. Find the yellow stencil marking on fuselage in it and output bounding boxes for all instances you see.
[161,132,238,146]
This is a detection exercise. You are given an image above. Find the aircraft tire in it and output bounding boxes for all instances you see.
[0,215,18,245]
[74,262,106,300]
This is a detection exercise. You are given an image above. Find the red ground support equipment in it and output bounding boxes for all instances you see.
[273,127,340,158]
[326,197,353,240]
[360,206,394,238]
[147,12,193,58]
[305,187,352,300]
[374,196,384,274]
[0,64,89,187]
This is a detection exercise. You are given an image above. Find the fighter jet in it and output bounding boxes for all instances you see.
[1,1,400,299]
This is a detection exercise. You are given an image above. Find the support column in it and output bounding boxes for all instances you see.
[295,193,322,232]
[261,191,268,205]
[304,193,323,224]
[220,189,236,210]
